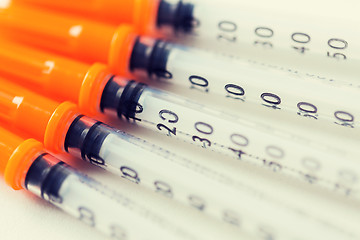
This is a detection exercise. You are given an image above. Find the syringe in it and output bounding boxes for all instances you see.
[0,39,358,197]
[0,77,358,240]
[10,0,161,36]
[12,0,360,82]
[128,37,360,130]
[0,126,218,240]
[157,0,360,82]
[0,4,357,131]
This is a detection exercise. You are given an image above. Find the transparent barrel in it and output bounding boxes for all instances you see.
[24,153,198,240]
[99,77,360,200]
[156,0,360,83]
[129,37,360,130]
[62,116,360,240]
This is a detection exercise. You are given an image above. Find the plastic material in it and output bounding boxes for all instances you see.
[0,126,43,189]
[0,40,87,102]
[0,126,221,240]
[0,78,80,153]
[13,0,161,35]
[0,4,138,75]
[0,40,129,116]
[0,125,24,174]
[4,139,43,190]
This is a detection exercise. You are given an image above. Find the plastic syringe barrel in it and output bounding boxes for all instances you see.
[0,126,199,240]
[0,4,137,75]
[0,77,139,168]
[12,0,161,35]
[0,39,165,120]
[0,39,87,103]
[0,124,72,193]
[0,4,187,79]
[12,0,194,35]
[0,77,80,154]
[0,40,114,116]
[0,3,193,78]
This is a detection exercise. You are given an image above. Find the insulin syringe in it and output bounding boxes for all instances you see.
[0,5,357,131]
[0,78,268,240]
[0,126,223,240]
[0,40,359,198]
[12,0,360,83]
[128,37,360,130]
[157,0,360,81]
[0,77,360,239]
[0,79,358,240]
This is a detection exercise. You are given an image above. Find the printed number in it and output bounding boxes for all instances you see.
[157,124,177,136]
[291,32,310,54]
[254,27,274,49]
[120,166,141,184]
[189,75,209,93]
[327,38,348,60]
[229,147,246,159]
[159,109,179,123]
[195,122,213,135]
[219,21,237,32]
[192,136,212,148]
[192,122,213,148]
[154,181,173,198]
[231,134,249,146]
[78,207,95,227]
[254,41,273,49]
[261,93,281,110]
[291,33,311,43]
[218,35,237,42]
[225,84,245,101]
[157,110,179,136]
[217,21,238,43]
[334,111,355,128]
[228,134,248,159]
[266,145,285,159]
[297,102,318,119]
[123,101,143,122]
[327,52,347,60]
[328,38,348,49]
[302,157,321,172]
[255,27,274,38]
[292,46,309,54]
